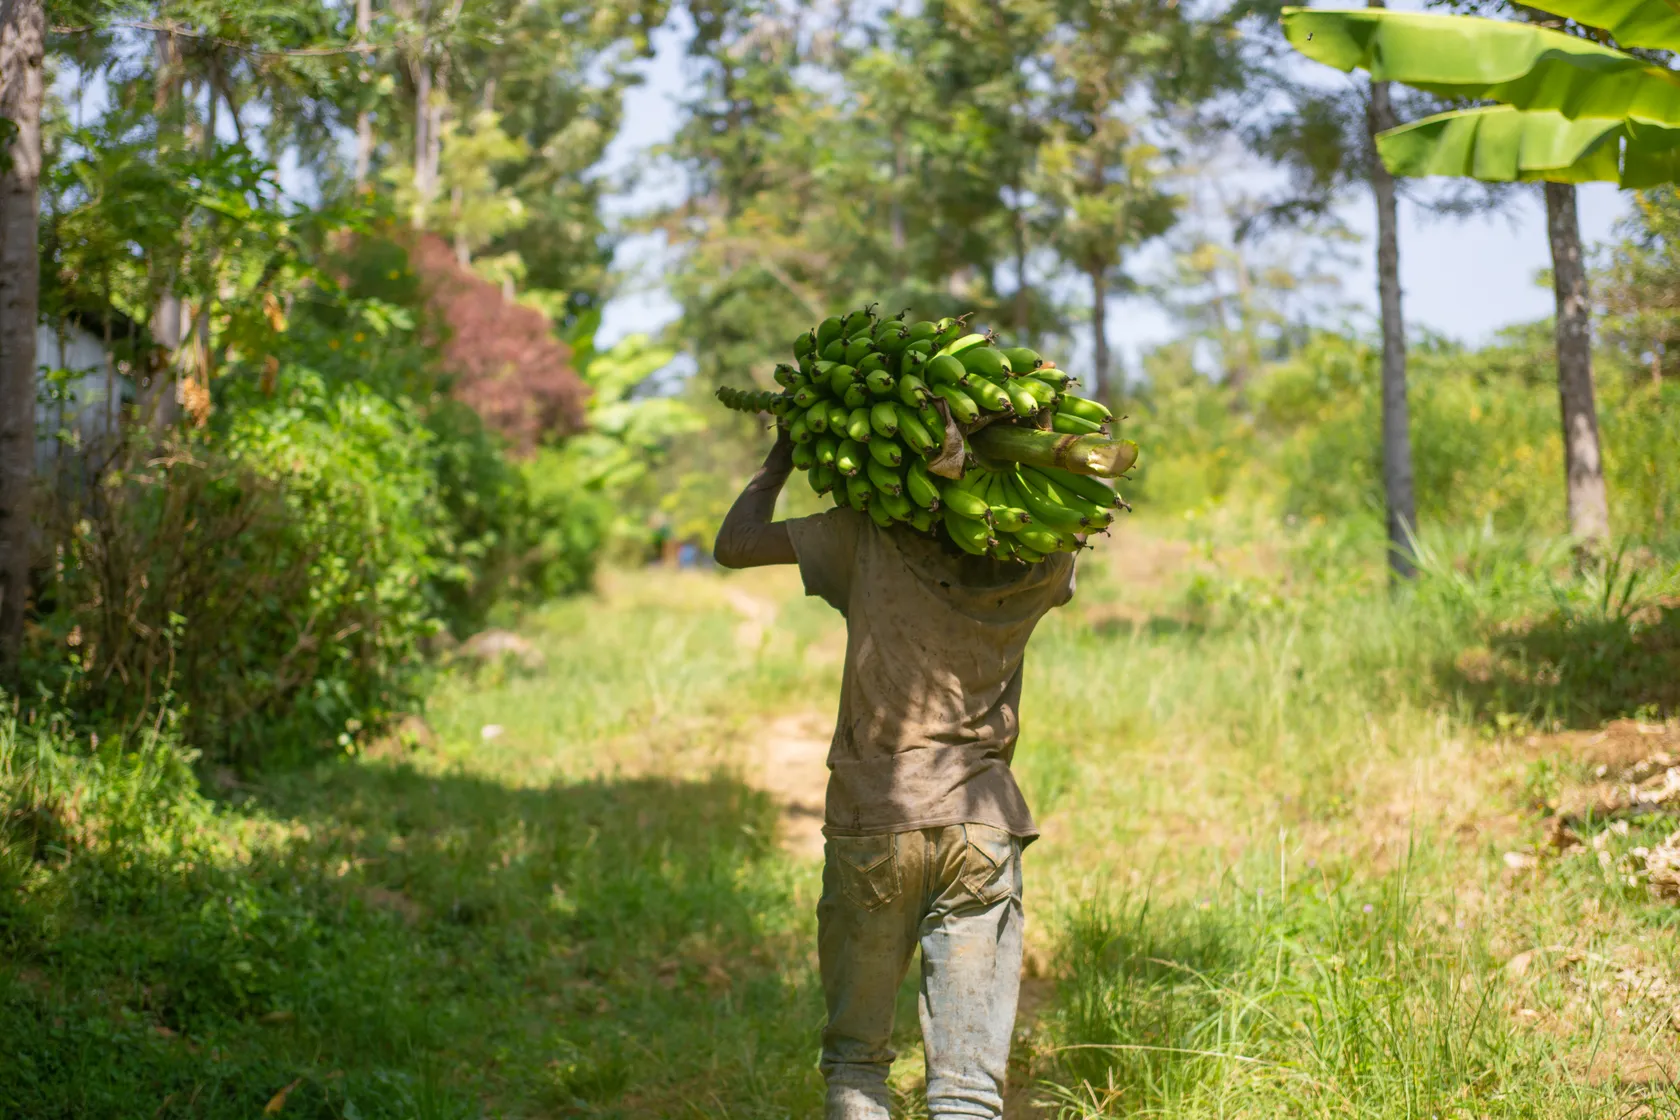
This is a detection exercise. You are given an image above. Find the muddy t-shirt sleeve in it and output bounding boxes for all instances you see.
[786,508,864,613]
[1050,553,1077,607]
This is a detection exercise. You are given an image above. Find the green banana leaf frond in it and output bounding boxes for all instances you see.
[1280,8,1680,127]
[1377,105,1680,188]
[1507,0,1680,53]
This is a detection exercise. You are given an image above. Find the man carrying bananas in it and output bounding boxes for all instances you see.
[715,425,1075,1120]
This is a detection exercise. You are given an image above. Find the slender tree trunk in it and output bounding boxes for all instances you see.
[0,0,45,676]
[1543,181,1611,546]
[356,0,374,189]
[145,29,183,428]
[1090,267,1110,405]
[1013,200,1029,341]
[412,56,432,229]
[1366,40,1417,582]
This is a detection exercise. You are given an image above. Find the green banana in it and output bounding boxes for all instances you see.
[794,331,817,360]
[1051,412,1102,435]
[789,411,812,443]
[1009,474,1083,530]
[867,458,904,495]
[827,403,850,433]
[878,488,914,521]
[905,458,941,510]
[835,439,866,476]
[1030,366,1073,391]
[844,337,875,366]
[821,339,847,363]
[1038,466,1120,508]
[793,442,817,471]
[868,438,903,468]
[957,346,1010,379]
[909,507,937,533]
[829,363,858,397]
[904,338,934,358]
[1016,376,1058,407]
[999,347,1041,371]
[1014,543,1047,565]
[815,436,839,467]
[965,376,1012,413]
[1057,394,1113,424]
[876,329,911,356]
[1014,525,1067,554]
[808,465,835,494]
[869,402,900,439]
[845,472,872,508]
[868,499,895,529]
[865,368,895,396]
[939,479,990,521]
[944,512,995,555]
[990,503,1031,533]
[932,316,970,348]
[841,306,875,337]
[1004,381,1039,416]
[939,332,988,358]
[843,383,869,409]
[1021,468,1111,528]
[847,408,874,444]
[895,405,935,454]
[857,352,890,374]
[918,405,947,443]
[773,363,799,388]
[815,316,845,351]
[931,384,979,424]
[792,385,820,409]
[897,374,930,408]
[906,320,938,343]
[923,354,968,386]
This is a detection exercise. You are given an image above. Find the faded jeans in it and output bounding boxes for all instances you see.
[818,823,1025,1120]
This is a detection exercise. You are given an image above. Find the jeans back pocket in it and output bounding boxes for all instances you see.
[958,823,1018,906]
[832,833,901,912]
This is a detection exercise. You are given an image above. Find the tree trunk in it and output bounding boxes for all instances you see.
[1013,201,1029,340]
[412,57,432,229]
[144,28,183,428]
[1367,51,1417,583]
[0,0,44,676]
[1543,181,1611,546]
[1090,267,1110,406]
[355,0,374,189]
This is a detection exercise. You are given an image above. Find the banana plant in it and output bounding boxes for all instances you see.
[1281,2,1680,187]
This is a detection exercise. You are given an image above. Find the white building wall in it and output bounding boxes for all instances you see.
[34,321,121,473]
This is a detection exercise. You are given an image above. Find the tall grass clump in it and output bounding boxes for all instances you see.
[1037,855,1592,1119]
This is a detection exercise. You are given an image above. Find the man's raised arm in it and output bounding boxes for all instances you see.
[713,428,798,568]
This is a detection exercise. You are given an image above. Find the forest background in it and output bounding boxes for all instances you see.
[2,0,1680,1115]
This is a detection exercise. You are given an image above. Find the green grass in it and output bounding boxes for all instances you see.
[3,522,1679,1117]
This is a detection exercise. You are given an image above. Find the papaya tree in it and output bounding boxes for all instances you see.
[1282,0,1680,546]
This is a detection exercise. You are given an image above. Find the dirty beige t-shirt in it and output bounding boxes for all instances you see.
[786,507,1075,842]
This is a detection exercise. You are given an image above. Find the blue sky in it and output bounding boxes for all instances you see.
[594,3,1630,373]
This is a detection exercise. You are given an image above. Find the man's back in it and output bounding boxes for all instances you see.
[787,507,1075,839]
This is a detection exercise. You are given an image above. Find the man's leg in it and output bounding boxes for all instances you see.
[818,831,925,1120]
[917,823,1024,1120]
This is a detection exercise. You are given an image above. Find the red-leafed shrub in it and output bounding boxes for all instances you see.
[411,234,587,451]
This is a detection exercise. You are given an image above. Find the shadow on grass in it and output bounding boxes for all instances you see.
[1,758,823,1119]
[1445,602,1680,730]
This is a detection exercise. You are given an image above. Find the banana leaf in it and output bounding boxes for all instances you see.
[1507,0,1680,52]
[1280,8,1680,127]
[1377,105,1680,188]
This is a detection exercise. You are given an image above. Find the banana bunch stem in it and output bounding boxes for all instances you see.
[968,426,1139,479]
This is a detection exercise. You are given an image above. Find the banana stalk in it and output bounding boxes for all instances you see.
[969,425,1139,479]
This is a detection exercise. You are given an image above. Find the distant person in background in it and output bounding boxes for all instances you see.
[714,426,1075,1120]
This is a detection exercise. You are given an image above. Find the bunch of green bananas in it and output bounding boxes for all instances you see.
[715,304,1130,562]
